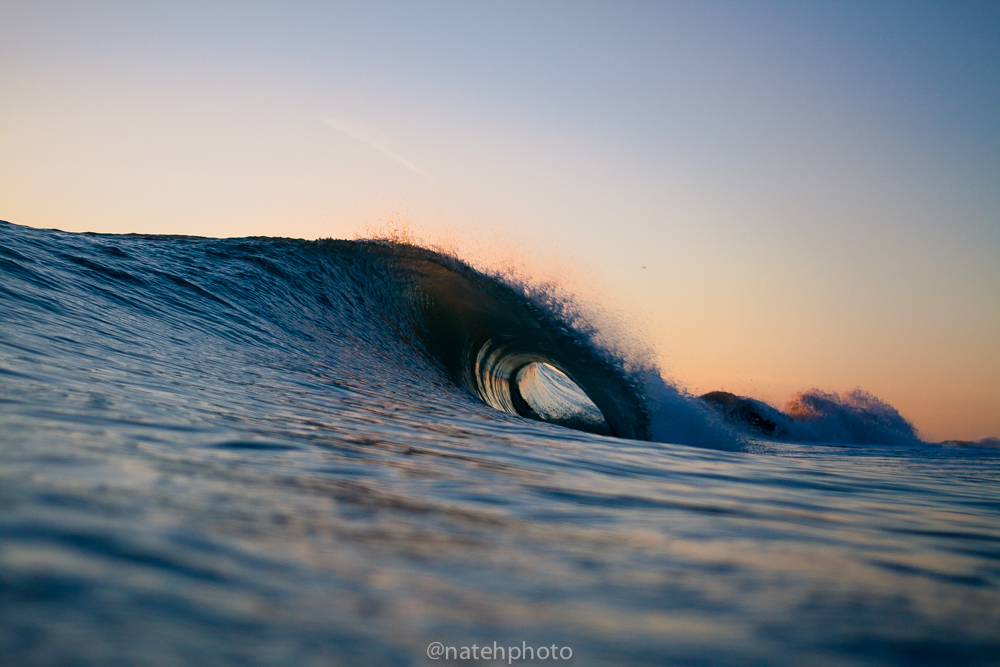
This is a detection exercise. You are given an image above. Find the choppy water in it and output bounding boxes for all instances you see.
[1,220,998,666]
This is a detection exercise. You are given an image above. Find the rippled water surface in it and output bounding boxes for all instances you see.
[2,221,999,665]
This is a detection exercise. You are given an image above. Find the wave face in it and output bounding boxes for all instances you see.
[2,220,999,666]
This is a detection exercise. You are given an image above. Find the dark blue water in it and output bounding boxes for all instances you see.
[2,220,998,666]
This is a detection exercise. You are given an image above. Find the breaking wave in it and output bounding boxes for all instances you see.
[0,220,951,449]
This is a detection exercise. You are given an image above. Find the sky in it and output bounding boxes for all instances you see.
[1,1,998,441]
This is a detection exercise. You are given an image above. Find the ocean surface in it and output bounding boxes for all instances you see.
[1,219,998,666]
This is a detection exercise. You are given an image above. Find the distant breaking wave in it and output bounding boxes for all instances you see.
[699,388,922,446]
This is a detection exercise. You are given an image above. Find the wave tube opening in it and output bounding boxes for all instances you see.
[514,362,612,436]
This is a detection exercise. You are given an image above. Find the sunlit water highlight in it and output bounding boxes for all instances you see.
[1,221,998,665]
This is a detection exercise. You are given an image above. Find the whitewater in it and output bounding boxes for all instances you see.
[1,220,998,665]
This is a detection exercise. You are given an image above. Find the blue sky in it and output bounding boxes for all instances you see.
[2,1,997,439]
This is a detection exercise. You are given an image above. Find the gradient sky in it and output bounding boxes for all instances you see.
[2,1,998,441]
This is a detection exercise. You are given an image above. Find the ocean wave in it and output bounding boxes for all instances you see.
[0,220,955,450]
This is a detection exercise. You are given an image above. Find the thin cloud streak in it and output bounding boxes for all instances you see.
[322,116,434,181]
